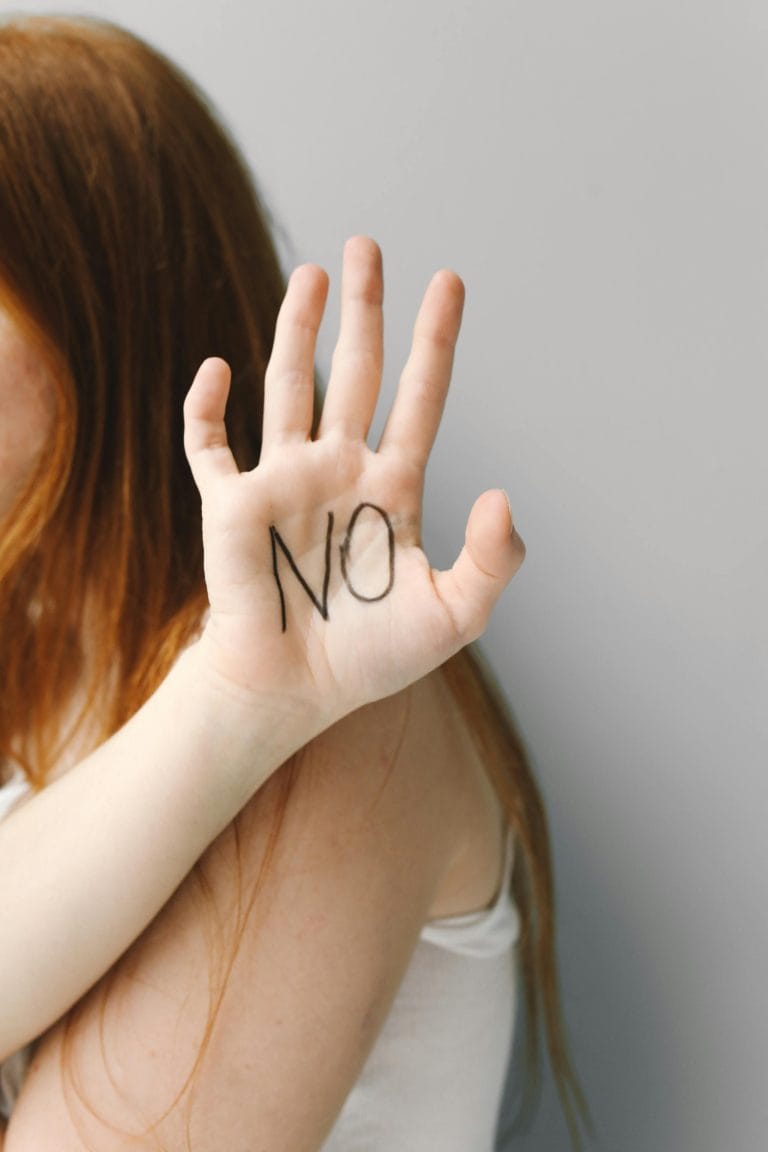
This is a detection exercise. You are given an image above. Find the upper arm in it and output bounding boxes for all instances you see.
[9,675,474,1151]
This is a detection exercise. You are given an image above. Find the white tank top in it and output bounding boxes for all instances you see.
[320,825,519,1151]
[0,770,519,1147]
[0,767,37,1120]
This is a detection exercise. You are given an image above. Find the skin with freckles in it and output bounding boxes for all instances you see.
[0,309,56,524]
[1,239,526,1152]
[0,17,587,1147]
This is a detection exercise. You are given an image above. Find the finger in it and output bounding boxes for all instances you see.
[376,269,464,468]
[184,357,239,492]
[261,264,329,454]
[433,489,526,644]
[316,236,384,441]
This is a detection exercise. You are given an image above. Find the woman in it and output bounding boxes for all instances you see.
[0,14,588,1151]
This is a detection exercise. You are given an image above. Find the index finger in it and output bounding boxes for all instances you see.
[375,269,464,469]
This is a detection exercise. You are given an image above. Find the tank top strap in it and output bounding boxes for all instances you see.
[420,825,520,959]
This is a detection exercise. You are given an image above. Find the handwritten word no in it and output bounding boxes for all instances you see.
[269,503,395,632]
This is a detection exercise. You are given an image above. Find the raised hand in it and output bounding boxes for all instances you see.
[183,237,525,729]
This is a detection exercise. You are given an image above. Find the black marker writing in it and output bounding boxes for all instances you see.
[269,503,396,631]
[270,511,334,633]
[340,503,395,602]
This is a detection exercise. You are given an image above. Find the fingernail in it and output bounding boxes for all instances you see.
[501,489,514,532]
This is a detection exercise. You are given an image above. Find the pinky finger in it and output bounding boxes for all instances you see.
[183,358,239,492]
[433,489,526,644]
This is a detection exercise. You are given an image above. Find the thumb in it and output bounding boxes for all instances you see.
[433,489,526,644]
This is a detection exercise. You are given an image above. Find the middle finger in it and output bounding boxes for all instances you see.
[316,236,384,442]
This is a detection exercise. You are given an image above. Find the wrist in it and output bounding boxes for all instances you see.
[169,632,328,789]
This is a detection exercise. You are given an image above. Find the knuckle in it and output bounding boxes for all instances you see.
[331,344,380,379]
[265,365,313,392]
[407,370,445,408]
[415,318,458,350]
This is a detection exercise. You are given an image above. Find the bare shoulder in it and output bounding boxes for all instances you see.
[290,666,507,921]
[416,668,508,918]
[4,672,508,1150]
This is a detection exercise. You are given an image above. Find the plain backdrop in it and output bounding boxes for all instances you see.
[5,2,767,1149]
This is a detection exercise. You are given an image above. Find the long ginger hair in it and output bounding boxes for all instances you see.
[0,14,590,1149]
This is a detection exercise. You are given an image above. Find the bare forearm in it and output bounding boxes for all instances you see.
[0,243,525,1068]
[0,642,313,1061]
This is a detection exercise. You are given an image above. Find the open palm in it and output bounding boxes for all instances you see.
[183,238,525,728]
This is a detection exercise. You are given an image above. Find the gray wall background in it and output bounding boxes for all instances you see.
[7,2,767,1149]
